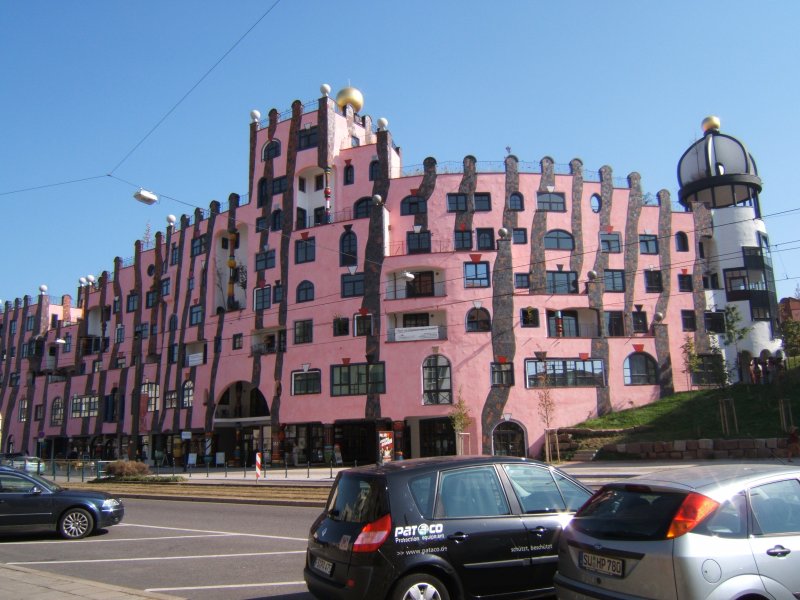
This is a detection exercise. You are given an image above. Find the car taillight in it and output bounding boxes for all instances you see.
[666,492,719,539]
[352,513,392,553]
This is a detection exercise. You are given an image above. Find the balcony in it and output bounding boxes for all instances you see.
[386,280,446,300]
[387,325,447,343]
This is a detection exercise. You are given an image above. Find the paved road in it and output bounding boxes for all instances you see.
[0,498,320,599]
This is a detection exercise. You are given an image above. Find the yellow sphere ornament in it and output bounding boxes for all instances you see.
[335,86,364,113]
[702,116,721,132]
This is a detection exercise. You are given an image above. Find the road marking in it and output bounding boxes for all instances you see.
[147,581,306,592]
[119,522,306,542]
[0,534,233,545]
[9,550,306,566]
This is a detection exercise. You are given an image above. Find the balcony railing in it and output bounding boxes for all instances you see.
[388,240,453,256]
[387,325,447,342]
[386,281,446,300]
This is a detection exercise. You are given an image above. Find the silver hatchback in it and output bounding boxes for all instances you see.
[555,464,800,599]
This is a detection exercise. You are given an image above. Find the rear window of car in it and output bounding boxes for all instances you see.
[409,472,437,519]
[571,486,686,541]
[327,474,389,524]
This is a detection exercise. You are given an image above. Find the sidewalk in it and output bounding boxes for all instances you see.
[0,564,183,600]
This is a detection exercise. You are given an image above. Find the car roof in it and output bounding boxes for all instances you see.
[340,455,553,478]
[616,464,800,493]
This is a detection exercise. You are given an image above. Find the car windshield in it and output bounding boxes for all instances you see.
[570,486,685,541]
[326,474,388,524]
[24,472,62,493]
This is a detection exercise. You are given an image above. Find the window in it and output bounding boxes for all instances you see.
[297,176,306,193]
[521,307,539,327]
[525,358,605,388]
[295,238,315,263]
[544,230,574,250]
[624,353,657,385]
[406,271,435,297]
[255,216,267,232]
[454,230,472,250]
[704,311,726,334]
[639,234,658,254]
[401,195,426,215]
[546,271,578,294]
[600,232,621,253]
[64,334,72,353]
[189,305,203,325]
[190,235,207,257]
[632,311,648,333]
[491,362,514,386]
[464,262,490,288]
[115,356,127,369]
[188,277,194,291]
[678,274,693,292]
[537,192,566,212]
[333,317,349,336]
[692,354,724,386]
[353,197,371,218]
[476,228,495,250]
[703,272,721,290]
[18,398,28,421]
[273,282,283,304]
[292,370,322,395]
[331,362,386,396]
[51,397,63,425]
[604,269,625,292]
[167,343,179,364]
[422,355,452,405]
[126,292,139,312]
[403,313,429,327]
[368,160,380,181]
[298,125,318,150]
[270,209,283,231]
[751,480,800,536]
[314,174,324,191]
[644,270,663,293]
[165,391,178,409]
[473,193,491,211]
[9,372,19,386]
[232,334,243,350]
[351,135,360,147]
[272,176,288,196]
[466,307,491,332]
[515,273,530,288]
[343,165,354,185]
[354,314,373,336]
[446,193,468,212]
[9,320,16,334]
[135,323,149,339]
[407,231,431,254]
[294,319,313,344]
[146,290,158,308]
[296,280,314,303]
[437,466,510,518]
[675,231,689,252]
[142,382,160,412]
[256,249,276,270]
[339,231,357,266]
[113,296,121,313]
[698,241,705,258]
[160,278,170,297]
[512,228,527,244]
[605,311,624,336]
[341,273,364,298]
[25,316,34,331]
[254,286,271,310]
[71,394,99,418]
[547,310,579,337]
[263,139,280,160]
[509,192,524,211]
[181,381,194,408]
[168,314,178,332]
[590,194,602,213]
[170,244,179,265]
[115,325,125,344]
[682,310,697,331]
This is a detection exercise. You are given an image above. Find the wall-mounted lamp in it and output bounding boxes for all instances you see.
[502,412,512,422]
[545,185,555,193]
[498,227,511,241]
[587,270,597,281]
[413,224,422,234]
[347,265,358,275]
[373,194,384,206]
[301,363,310,373]
[431,346,440,355]
[534,350,548,361]
[400,271,415,282]
[55,338,66,345]
[472,300,482,309]
[653,312,664,323]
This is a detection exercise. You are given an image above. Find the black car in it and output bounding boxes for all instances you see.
[0,465,124,539]
[304,455,592,600]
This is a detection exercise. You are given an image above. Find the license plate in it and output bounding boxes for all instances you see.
[313,556,333,576]
[579,551,624,578]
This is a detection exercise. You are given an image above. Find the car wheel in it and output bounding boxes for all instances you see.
[392,573,450,600]
[59,508,94,539]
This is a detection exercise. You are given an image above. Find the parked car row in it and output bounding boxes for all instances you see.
[306,457,800,600]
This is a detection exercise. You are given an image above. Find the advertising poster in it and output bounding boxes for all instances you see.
[378,431,394,463]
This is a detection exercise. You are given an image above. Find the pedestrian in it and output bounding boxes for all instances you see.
[787,426,800,463]
[752,359,762,385]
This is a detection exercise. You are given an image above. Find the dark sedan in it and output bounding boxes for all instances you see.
[0,465,124,539]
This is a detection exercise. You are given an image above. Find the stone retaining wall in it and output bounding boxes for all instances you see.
[605,438,788,460]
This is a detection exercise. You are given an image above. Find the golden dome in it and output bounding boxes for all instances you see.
[335,86,364,113]
[702,115,721,132]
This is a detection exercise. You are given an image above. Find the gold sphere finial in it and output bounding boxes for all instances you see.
[335,86,364,113]
[702,115,721,132]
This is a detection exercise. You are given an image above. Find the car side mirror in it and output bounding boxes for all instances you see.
[30,486,43,495]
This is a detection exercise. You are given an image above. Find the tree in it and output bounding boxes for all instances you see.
[536,372,558,462]
[722,305,751,382]
[782,319,800,357]
[449,387,473,455]
[794,283,800,300]
[681,335,700,388]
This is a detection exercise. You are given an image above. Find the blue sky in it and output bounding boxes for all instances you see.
[2,1,799,304]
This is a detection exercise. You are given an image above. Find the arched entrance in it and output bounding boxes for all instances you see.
[212,382,270,467]
[492,421,526,457]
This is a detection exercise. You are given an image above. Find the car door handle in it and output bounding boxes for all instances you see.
[767,545,791,557]
[447,532,468,542]
[532,526,549,534]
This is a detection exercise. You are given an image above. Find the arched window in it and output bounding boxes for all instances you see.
[509,192,524,211]
[369,160,380,181]
[297,280,314,303]
[353,197,371,219]
[544,229,575,250]
[270,209,283,231]
[401,195,427,215]
[344,165,355,185]
[181,381,194,408]
[422,355,452,405]
[466,307,491,332]
[590,194,602,213]
[169,315,178,332]
[262,139,280,161]
[675,231,689,252]
[51,397,63,426]
[623,352,658,385]
[257,178,269,208]
[340,231,357,266]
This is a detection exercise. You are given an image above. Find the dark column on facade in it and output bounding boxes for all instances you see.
[654,189,674,396]
[623,173,644,335]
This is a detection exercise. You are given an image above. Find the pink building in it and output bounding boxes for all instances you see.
[0,88,781,465]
